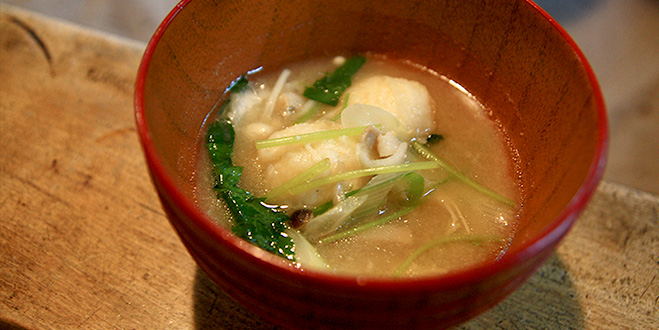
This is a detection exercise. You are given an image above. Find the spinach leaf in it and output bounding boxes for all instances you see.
[226,75,249,94]
[303,56,366,106]
[207,119,295,260]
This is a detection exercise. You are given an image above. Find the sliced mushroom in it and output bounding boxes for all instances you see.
[357,126,408,168]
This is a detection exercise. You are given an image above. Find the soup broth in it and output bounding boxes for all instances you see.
[195,55,520,277]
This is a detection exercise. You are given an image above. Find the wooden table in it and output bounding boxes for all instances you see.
[1,5,657,329]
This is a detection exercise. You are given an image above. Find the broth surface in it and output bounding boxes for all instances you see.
[196,55,520,277]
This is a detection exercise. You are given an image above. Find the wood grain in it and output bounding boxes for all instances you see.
[0,5,657,330]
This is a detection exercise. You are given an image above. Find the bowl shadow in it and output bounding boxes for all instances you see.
[192,253,584,330]
[456,253,584,329]
[192,267,280,330]
[0,320,30,330]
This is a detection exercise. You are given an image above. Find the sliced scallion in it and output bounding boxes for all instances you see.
[320,203,419,244]
[289,162,439,196]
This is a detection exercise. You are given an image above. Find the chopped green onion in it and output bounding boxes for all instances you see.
[300,195,368,242]
[289,162,439,196]
[255,125,373,149]
[313,200,334,216]
[392,234,507,276]
[346,174,405,224]
[265,158,331,200]
[286,228,328,270]
[411,141,516,208]
[320,203,419,244]
[313,173,405,216]
[318,174,432,244]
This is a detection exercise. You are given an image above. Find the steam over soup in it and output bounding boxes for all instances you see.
[196,55,520,277]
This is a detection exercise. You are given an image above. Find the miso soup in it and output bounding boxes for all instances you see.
[195,54,520,277]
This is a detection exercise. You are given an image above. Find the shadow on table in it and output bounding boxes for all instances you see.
[192,268,278,330]
[457,253,585,329]
[191,253,584,330]
[0,320,30,330]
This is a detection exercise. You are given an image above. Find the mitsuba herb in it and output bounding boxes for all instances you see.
[207,119,295,260]
[303,56,366,106]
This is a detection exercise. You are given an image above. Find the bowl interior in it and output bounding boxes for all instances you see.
[138,0,606,277]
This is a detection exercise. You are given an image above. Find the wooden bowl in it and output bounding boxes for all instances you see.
[135,0,607,329]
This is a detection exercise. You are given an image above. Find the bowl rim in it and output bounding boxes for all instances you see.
[134,0,608,290]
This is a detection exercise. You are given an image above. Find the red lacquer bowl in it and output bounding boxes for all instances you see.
[134,0,607,329]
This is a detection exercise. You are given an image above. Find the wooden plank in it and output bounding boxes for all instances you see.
[0,5,203,329]
[0,5,657,330]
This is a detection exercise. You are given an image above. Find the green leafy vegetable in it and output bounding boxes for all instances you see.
[226,75,249,93]
[207,119,295,260]
[303,56,366,106]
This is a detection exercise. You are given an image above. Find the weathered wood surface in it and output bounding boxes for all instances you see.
[1,5,657,330]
